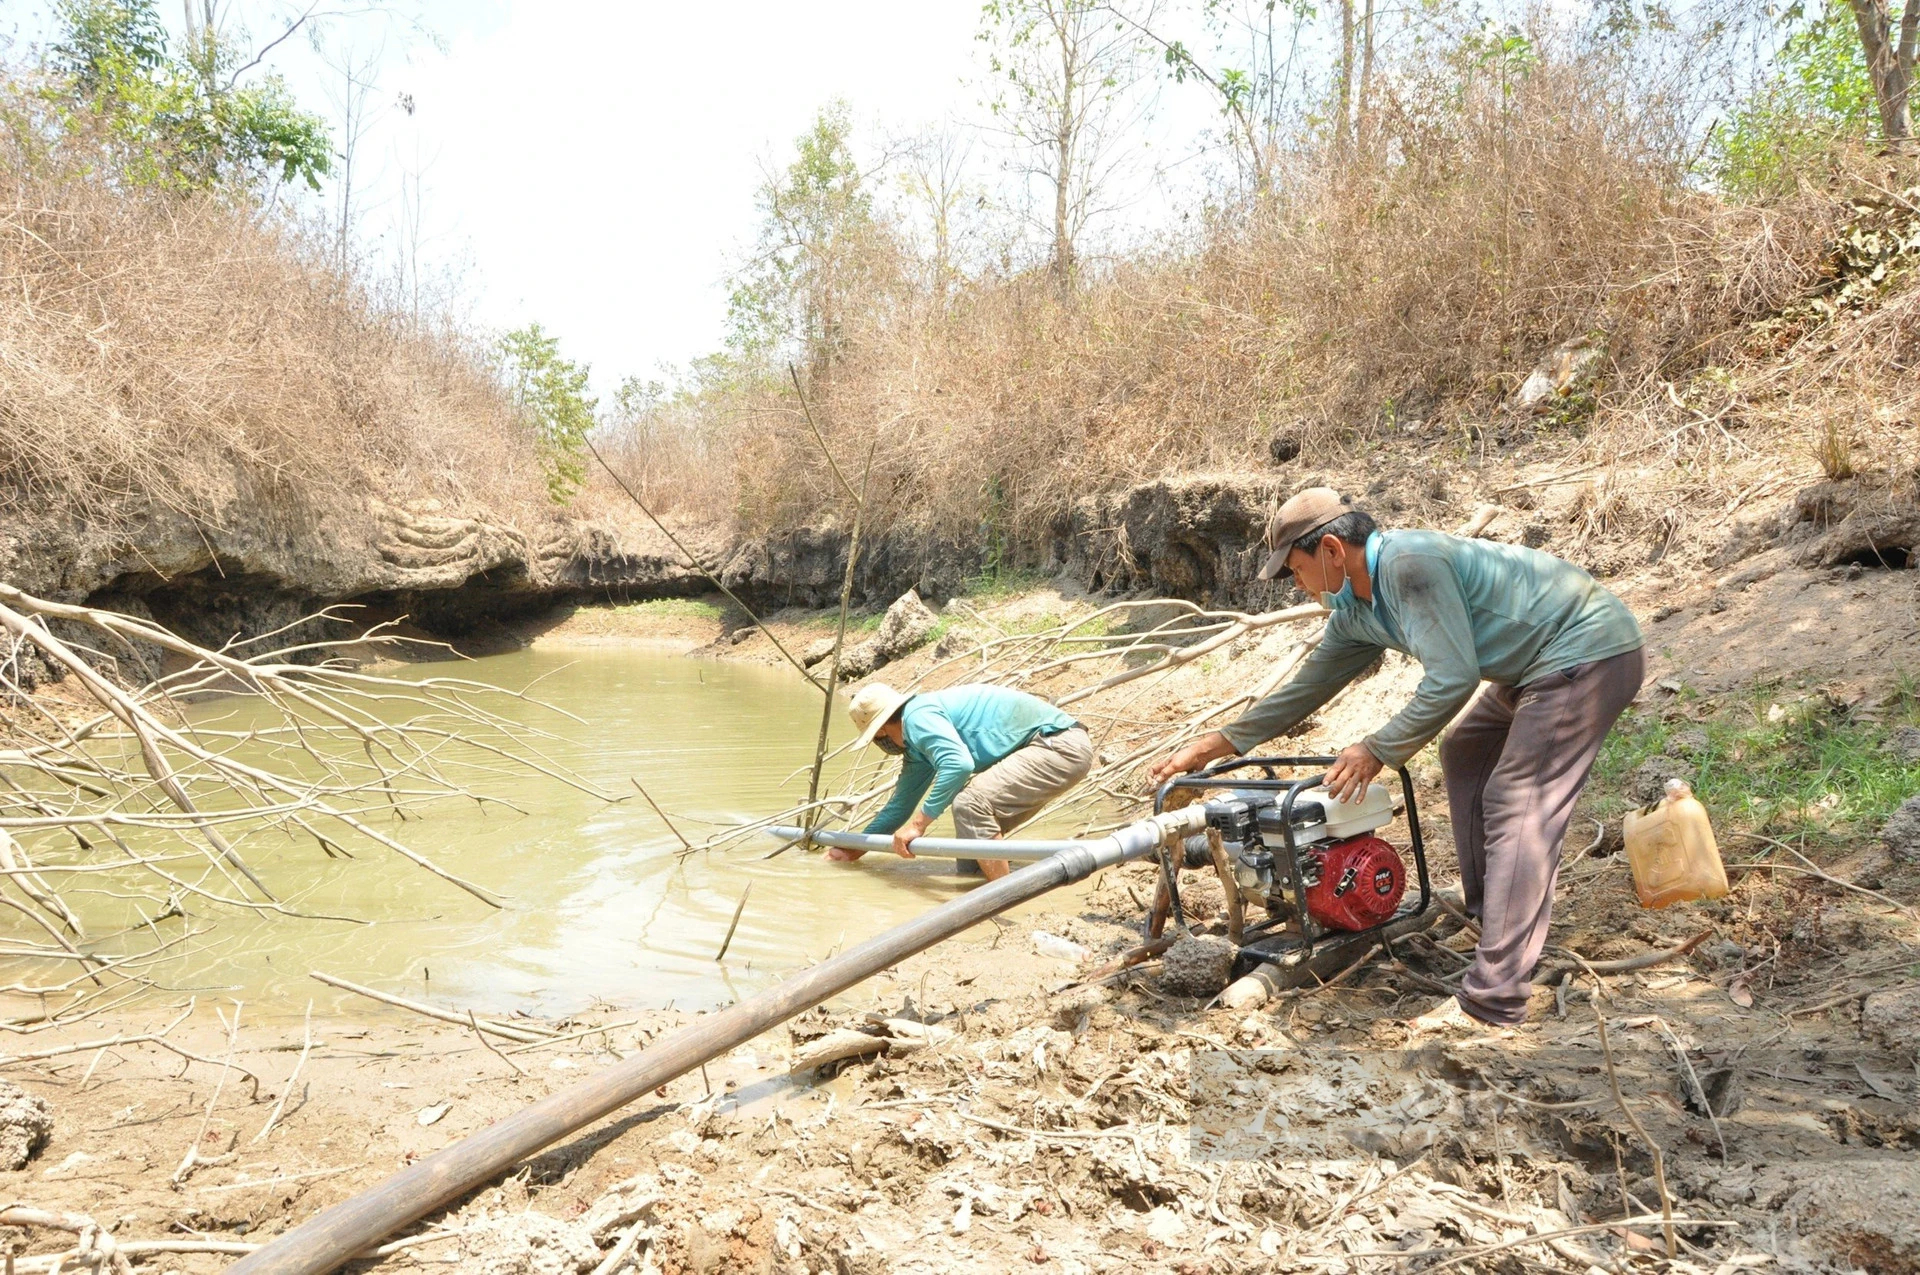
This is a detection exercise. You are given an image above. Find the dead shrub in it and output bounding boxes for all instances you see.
[1813,418,1857,480]
[0,81,549,539]
[671,41,1854,566]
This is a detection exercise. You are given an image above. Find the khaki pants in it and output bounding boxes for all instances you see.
[1439,648,1644,1025]
[951,727,1094,842]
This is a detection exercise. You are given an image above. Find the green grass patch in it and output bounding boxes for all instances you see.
[1594,683,1920,843]
[613,597,724,620]
[958,566,1050,600]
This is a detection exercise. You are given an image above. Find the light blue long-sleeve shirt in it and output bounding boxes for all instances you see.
[1222,530,1643,766]
[863,685,1078,835]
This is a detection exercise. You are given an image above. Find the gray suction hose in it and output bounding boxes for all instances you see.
[764,825,1088,862]
[226,805,1208,1275]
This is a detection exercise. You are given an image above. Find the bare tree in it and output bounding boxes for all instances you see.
[1112,0,1314,199]
[1357,0,1377,143]
[1846,0,1917,146]
[319,37,386,271]
[980,0,1159,287]
[1331,0,1381,152]
[391,92,436,328]
[898,121,979,299]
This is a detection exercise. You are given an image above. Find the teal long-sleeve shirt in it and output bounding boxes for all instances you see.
[863,685,1077,835]
[1221,530,1643,766]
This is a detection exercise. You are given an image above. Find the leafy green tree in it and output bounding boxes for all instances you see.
[48,0,332,191]
[500,324,597,503]
[726,102,892,376]
[1705,2,1876,196]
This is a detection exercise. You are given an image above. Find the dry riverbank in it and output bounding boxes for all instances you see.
[4,555,1918,1272]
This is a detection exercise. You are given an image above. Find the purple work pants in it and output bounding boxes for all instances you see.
[1439,647,1645,1025]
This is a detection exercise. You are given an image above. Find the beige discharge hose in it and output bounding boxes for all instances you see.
[227,805,1210,1275]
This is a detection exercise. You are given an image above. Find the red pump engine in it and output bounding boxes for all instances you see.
[1303,834,1406,932]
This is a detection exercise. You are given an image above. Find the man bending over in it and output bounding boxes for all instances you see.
[1147,487,1643,1028]
[834,683,1092,881]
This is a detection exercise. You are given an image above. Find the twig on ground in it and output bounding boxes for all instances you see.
[1070,934,1178,987]
[1590,987,1676,1257]
[173,1002,242,1185]
[501,1018,643,1056]
[310,972,550,1043]
[1292,943,1385,999]
[1651,1016,1726,1162]
[251,999,312,1142]
[589,1217,650,1275]
[468,1009,527,1077]
[1790,978,1915,1018]
[1731,833,1918,918]
[1539,929,1713,982]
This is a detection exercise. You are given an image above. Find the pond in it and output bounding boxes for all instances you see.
[83,644,1093,1021]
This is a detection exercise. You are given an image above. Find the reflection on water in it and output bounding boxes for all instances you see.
[62,645,1088,1020]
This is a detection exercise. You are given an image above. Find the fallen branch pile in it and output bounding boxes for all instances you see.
[0,584,599,1032]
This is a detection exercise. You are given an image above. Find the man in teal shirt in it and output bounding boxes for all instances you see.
[832,683,1092,880]
[1148,487,1644,1028]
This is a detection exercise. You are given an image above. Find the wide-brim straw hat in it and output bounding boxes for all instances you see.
[1257,487,1355,581]
[848,682,912,749]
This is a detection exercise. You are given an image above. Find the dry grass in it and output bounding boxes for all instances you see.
[662,46,1911,565]
[0,81,549,541]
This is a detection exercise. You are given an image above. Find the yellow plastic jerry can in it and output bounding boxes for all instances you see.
[1621,779,1729,909]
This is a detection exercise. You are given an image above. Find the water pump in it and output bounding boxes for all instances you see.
[1158,755,1432,962]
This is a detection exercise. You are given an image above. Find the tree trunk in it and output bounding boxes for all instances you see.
[1336,0,1355,154]
[1357,0,1376,148]
[1052,11,1077,289]
[1848,0,1918,147]
[1053,127,1073,285]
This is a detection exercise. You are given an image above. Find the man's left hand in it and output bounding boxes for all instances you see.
[892,811,933,858]
[1324,741,1383,803]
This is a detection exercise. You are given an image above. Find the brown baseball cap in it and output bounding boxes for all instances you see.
[1257,487,1355,581]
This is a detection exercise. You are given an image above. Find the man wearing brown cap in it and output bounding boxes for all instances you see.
[1147,487,1644,1028]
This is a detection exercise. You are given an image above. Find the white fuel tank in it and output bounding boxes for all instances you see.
[1258,781,1396,842]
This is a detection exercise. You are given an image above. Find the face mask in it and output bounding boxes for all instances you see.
[874,736,905,757]
[1317,547,1357,611]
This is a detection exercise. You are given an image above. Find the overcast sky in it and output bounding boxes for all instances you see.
[5,1,1228,396]
[356,0,994,392]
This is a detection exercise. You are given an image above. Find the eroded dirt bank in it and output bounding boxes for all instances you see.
[3,546,1918,1274]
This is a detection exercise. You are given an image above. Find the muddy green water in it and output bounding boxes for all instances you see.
[105,646,1083,1022]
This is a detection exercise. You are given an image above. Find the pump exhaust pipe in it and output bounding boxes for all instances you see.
[227,806,1207,1275]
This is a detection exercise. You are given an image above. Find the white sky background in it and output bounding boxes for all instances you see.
[5,1,1244,397]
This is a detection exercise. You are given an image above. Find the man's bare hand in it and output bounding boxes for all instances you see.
[892,811,933,858]
[825,845,865,862]
[1324,741,1383,803]
[1145,731,1238,786]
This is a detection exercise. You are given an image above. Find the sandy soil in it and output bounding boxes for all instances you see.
[4,560,1917,1274]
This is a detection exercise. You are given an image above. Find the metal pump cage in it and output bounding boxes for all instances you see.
[1153,754,1433,966]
